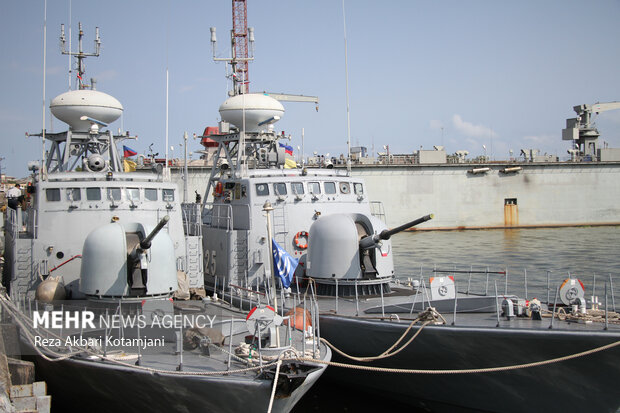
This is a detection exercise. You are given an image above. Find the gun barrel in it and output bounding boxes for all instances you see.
[358,213,434,250]
[140,215,170,250]
[380,213,434,240]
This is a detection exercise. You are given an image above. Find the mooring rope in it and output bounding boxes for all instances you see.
[295,339,620,374]
[320,307,444,362]
[266,359,282,413]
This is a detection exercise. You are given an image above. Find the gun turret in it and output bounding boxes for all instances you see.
[139,215,170,250]
[359,214,433,250]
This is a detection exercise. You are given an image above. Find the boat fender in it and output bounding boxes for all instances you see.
[35,275,66,302]
[294,231,309,249]
[283,306,312,331]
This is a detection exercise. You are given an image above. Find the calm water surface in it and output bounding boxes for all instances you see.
[391,226,620,304]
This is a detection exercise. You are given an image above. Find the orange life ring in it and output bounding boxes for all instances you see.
[214,182,223,197]
[294,231,309,249]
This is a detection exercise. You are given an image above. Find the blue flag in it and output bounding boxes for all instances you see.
[272,239,298,288]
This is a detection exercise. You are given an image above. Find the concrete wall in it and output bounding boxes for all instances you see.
[172,162,620,230]
[348,162,620,230]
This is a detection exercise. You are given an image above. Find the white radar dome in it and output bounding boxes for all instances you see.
[50,89,123,132]
[219,93,284,132]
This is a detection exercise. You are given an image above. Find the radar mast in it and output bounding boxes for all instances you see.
[27,23,133,174]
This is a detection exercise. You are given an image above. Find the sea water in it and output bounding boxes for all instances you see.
[391,226,620,305]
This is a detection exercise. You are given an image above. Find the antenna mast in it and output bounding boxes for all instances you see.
[232,0,252,94]
[211,1,254,96]
[60,22,101,90]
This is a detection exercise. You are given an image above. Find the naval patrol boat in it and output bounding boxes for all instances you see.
[197,56,620,413]
[0,23,329,413]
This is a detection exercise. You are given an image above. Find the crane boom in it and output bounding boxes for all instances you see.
[589,102,620,114]
[262,92,319,109]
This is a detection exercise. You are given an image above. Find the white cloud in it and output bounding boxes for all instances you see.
[452,114,497,138]
[429,119,443,130]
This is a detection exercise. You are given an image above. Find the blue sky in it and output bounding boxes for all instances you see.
[2,0,620,177]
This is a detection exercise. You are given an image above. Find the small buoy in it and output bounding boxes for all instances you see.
[35,276,67,302]
[283,307,312,331]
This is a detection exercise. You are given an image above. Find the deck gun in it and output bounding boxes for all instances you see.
[359,214,434,250]
[128,215,170,291]
[80,215,177,300]
[358,213,433,278]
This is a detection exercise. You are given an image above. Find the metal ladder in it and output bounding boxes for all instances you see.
[232,230,249,285]
[272,205,289,248]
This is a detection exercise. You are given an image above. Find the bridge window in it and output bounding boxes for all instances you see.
[66,188,81,201]
[145,188,158,201]
[107,188,121,201]
[162,189,175,202]
[255,183,269,196]
[308,182,321,194]
[339,182,351,194]
[291,182,304,195]
[126,188,140,202]
[86,188,101,201]
[354,183,364,195]
[46,188,60,202]
[273,183,287,196]
[324,182,336,194]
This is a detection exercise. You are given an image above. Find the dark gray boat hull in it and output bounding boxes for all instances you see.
[319,314,620,413]
[26,351,324,413]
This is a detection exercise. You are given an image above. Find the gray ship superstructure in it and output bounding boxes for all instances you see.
[199,96,394,298]
[1,23,329,413]
[3,22,201,303]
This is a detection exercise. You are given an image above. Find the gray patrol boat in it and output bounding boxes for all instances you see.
[1,23,329,413]
[197,37,620,413]
[200,112,620,412]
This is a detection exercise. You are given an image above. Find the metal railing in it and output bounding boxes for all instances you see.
[181,202,202,236]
